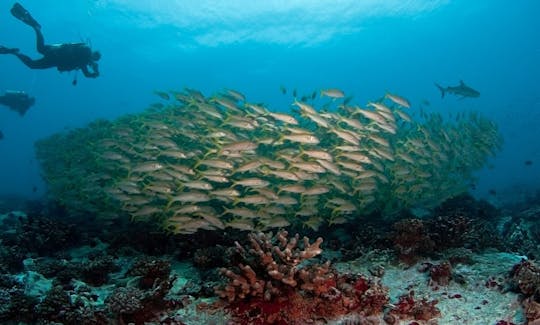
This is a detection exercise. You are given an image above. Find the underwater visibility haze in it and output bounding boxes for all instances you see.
[0,1,540,324]
[0,0,538,201]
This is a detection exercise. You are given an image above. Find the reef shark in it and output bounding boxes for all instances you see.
[435,80,480,99]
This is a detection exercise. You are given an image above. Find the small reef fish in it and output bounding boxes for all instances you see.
[221,141,258,153]
[385,93,411,108]
[268,112,299,125]
[154,90,170,100]
[226,89,246,102]
[281,133,320,145]
[167,192,211,205]
[131,162,163,173]
[294,100,317,115]
[435,80,480,98]
[183,181,213,190]
[321,88,345,99]
[232,178,269,188]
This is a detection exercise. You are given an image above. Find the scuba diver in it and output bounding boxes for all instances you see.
[0,90,35,116]
[0,3,101,84]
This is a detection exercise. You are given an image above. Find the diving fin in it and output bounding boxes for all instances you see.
[0,46,19,54]
[10,3,41,29]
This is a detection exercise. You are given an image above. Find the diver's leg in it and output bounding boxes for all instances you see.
[34,28,46,54]
[13,53,52,69]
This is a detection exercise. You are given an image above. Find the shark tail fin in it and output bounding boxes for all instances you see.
[435,83,445,98]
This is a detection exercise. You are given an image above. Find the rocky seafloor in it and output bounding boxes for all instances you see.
[1,192,540,325]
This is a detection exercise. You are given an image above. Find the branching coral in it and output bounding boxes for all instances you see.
[216,230,326,302]
[215,231,389,324]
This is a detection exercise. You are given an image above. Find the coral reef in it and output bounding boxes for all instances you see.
[193,245,228,269]
[385,291,440,323]
[502,205,540,258]
[428,194,501,251]
[524,297,540,325]
[337,217,392,261]
[32,258,81,285]
[509,259,540,296]
[507,259,540,324]
[215,230,327,302]
[8,213,79,255]
[392,218,435,265]
[215,230,389,324]
[0,287,39,323]
[391,195,501,264]
[36,285,71,320]
[105,275,181,324]
[126,258,172,289]
[106,286,145,319]
[81,255,119,286]
[0,212,80,273]
[0,196,532,324]
[420,261,453,287]
[0,243,26,273]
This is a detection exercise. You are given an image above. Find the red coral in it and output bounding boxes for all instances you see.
[428,261,452,286]
[353,277,370,294]
[386,291,440,322]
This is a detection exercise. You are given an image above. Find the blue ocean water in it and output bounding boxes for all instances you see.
[0,0,538,202]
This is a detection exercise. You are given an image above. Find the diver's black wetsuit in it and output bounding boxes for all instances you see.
[0,3,100,78]
[0,90,35,116]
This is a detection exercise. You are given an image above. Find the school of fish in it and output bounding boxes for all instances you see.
[35,88,503,234]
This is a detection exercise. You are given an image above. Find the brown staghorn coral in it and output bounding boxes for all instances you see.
[215,230,325,302]
[214,231,389,324]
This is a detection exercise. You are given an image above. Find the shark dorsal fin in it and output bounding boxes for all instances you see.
[460,80,465,86]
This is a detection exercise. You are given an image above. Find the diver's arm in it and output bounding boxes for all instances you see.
[82,62,99,78]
